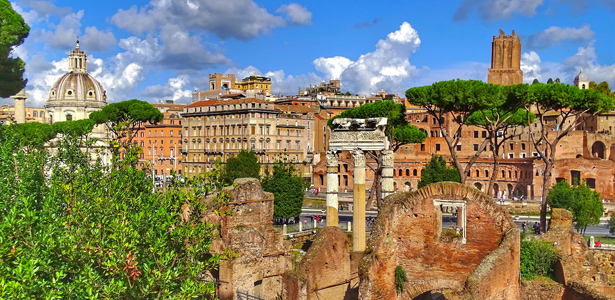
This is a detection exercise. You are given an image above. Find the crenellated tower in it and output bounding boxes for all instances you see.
[488,29,523,86]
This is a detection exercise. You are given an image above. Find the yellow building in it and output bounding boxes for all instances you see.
[236,73,272,95]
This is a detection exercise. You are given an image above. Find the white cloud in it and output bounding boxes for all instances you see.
[31,9,117,52]
[562,46,615,84]
[454,0,544,21]
[521,51,543,83]
[276,3,312,25]
[225,22,423,96]
[313,56,353,80]
[334,22,422,95]
[141,75,193,102]
[110,0,308,40]
[12,0,72,23]
[525,26,594,50]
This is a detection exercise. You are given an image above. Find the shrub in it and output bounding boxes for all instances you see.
[520,239,558,280]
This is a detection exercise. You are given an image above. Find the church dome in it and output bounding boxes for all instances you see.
[574,68,589,82]
[45,41,107,109]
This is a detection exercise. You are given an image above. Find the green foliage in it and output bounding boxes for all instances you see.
[222,150,261,185]
[0,126,222,298]
[547,180,603,233]
[532,79,540,85]
[520,239,558,280]
[327,100,425,147]
[52,119,96,138]
[262,161,308,219]
[0,122,56,149]
[418,155,461,188]
[0,0,30,97]
[89,99,163,144]
[529,83,614,114]
[589,81,615,100]
[395,266,407,294]
[547,78,554,84]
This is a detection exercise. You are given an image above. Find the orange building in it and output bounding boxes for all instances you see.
[133,110,184,178]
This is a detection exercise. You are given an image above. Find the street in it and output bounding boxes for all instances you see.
[301,208,613,237]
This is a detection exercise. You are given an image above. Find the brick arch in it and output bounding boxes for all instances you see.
[359,182,519,299]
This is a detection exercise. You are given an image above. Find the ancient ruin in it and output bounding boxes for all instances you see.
[359,182,521,299]
[488,29,523,86]
[326,117,394,252]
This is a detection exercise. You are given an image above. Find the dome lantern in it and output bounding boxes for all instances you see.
[68,39,87,73]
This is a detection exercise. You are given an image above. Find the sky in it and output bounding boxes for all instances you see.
[6,0,615,107]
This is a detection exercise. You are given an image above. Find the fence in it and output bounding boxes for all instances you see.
[282,218,374,236]
[236,290,264,300]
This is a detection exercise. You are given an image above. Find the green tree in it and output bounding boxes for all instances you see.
[609,215,615,235]
[0,123,223,298]
[89,99,163,164]
[407,80,502,184]
[547,180,603,234]
[466,84,535,195]
[589,81,615,100]
[345,91,351,96]
[418,155,461,188]
[0,0,30,97]
[528,83,613,232]
[547,78,554,84]
[262,161,307,220]
[0,122,56,150]
[532,79,540,85]
[327,100,425,207]
[222,150,261,185]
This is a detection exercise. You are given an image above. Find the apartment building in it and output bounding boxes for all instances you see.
[181,98,314,180]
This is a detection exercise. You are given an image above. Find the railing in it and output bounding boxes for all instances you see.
[236,290,264,300]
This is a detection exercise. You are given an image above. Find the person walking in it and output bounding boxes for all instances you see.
[522,221,527,233]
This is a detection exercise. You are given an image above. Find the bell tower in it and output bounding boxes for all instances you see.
[488,29,523,86]
[68,39,87,73]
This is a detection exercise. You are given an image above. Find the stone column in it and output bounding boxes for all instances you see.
[326,151,339,227]
[352,149,367,252]
[381,149,395,200]
[11,89,26,124]
[526,185,532,201]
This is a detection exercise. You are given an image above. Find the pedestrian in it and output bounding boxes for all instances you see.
[532,222,539,234]
[522,221,527,233]
[596,241,602,248]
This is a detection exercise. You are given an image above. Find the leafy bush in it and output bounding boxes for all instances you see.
[395,266,408,294]
[262,161,308,220]
[547,180,603,234]
[418,155,461,188]
[441,228,462,242]
[520,239,558,280]
[0,124,223,298]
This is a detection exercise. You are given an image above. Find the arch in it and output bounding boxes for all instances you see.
[592,141,607,159]
[493,183,500,198]
[475,170,480,178]
[413,169,418,176]
[419,128,428,137]
[361,182,518,299]
[609,144,615,160]
[474,182,483,192]
[404,181,412,192]
[485,170,489,177]
[398,169,403,176]
[406,169,410,176]
[393,181,398,191]
[507,184,514,197]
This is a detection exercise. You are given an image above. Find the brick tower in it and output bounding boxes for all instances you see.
[488,29,523,86]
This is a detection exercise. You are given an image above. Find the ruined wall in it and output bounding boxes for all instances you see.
[283,226,353,300]
[213,178,292,300]
[591,251,615,286]
[358,182,519,300]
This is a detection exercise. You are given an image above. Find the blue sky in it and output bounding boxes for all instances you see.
[7,0,615,107]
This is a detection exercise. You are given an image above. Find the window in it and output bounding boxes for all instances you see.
[406,169,410,176]
[141,132,144,137]
[436,144,441,151]
[65,114,72,121]
[398,169,403,176]
[421,144,426,151]
[485,170,489,177]
[482,131,487,138]
[456,145,461,151]
[170,130,173,137]
[501,170,505,178]
[473,144,478,151]
[521,143,526,150]
[413,169,418,176]
[33,111,37,117]
[155,130,157,137]
[508,153,514,158]
[509,144,514,151]
[474,131,478,138]
[475,170,480,177]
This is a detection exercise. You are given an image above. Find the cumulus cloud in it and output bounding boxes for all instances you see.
[12,0,71,23]
[331,22,422,95]
[111,0,310,40]
[313,57,353,80]
[520,51,543,82]
[561,46,615,84]
[525,26,594,50]
[222,22,423,96]
[30,9,117,52]
[141,75,193,102]
[276,3,312,25]
[555,0,615,13]
[454,0,544,21]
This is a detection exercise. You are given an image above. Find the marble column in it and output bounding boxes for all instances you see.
[352,149,366,252]
[381,149,395,200]
[326,151,339,227]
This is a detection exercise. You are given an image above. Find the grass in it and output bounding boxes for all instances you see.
[303,198,326,209]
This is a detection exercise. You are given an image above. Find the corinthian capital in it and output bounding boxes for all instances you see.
[351,149,366,167]
[326,150,339,166]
